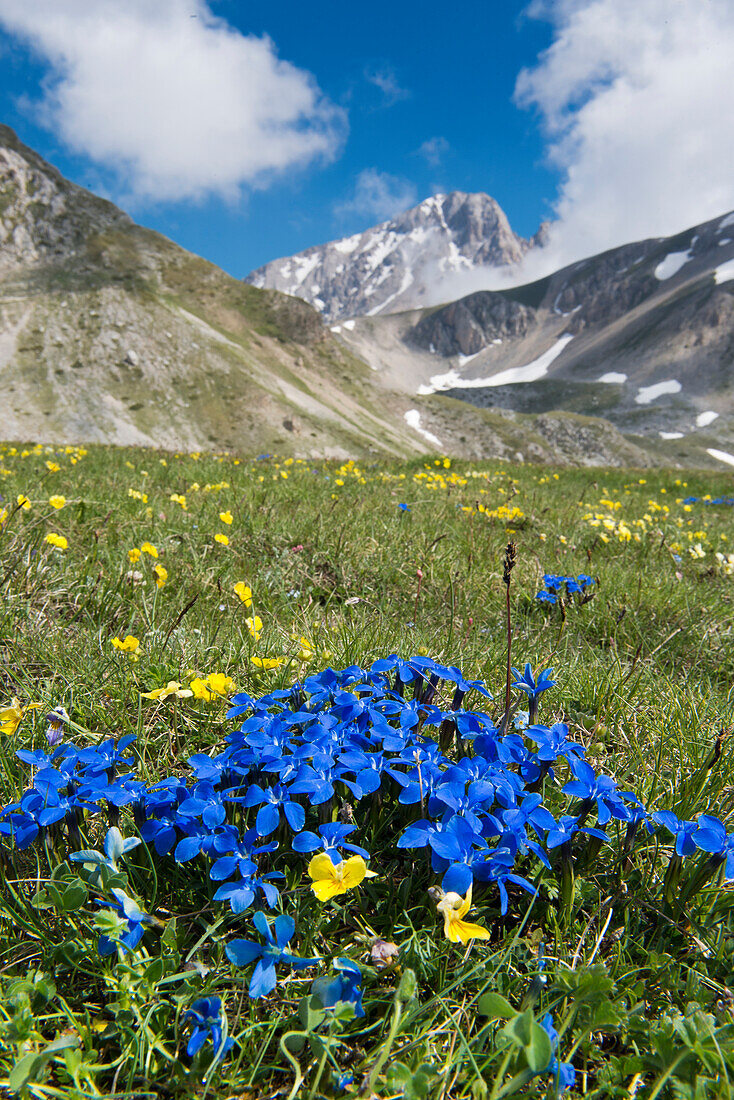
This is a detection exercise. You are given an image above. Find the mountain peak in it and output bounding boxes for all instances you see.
[246,190,531,322]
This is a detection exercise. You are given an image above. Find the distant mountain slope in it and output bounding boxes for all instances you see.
[246,192,539,322]
[0,124,427,457]
[332,211,734,466]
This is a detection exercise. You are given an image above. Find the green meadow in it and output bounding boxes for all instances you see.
[1,441,734,1099]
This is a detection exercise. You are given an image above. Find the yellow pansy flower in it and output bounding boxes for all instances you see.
[44,533,68,550]
[234,582,252,606]
[111,635,140,654]
[219,511,233,525]
[17,494,31,510]
[308,853,368,901]
[141,681,194,701]
[188,677,215,702]
[154,564,168,588]
[48,495,66,510]
[140,542,158,558]
[246,615,263,641]
[0,698,41,737]
[436,885,490,944]
[214,533,229,546]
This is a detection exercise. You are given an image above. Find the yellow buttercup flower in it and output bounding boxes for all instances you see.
[16,494,31,510]
[246,615,263,641]
[111,635,140,654]
[251,655,283,670]
[153,564,168,588]
[234,582,253,606]
[214,533,229,546]
[219,511,233,525]
[141,681,194,701]
[48,495,66,510]
[44,533,68,550]
[140,542,158,558]
[436,885,490,944]
[308,853,368,901]
[0,698,41,737]
[206,673,235,696]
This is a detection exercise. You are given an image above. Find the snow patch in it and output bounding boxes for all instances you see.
[330,325,342,334]
[720,239,732,246]
[598,372,627,384]
[417,335,573,395]
[456,350,481,367]
[719,212,734,230]
[707,448,734,468]
[696,411,719,427]
[292,254,320,286]
[659,431,684,440]
[333,234,361,254]
[634,380,682,405]
[404,409,442,448]
[654,250,691,280]
[714,260,734,284]
[366,270,414,316]
[342,319,356,331]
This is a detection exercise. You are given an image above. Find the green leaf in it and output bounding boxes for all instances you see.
[9,1035,80,1092]
[61,880,88,911]
[145,957,165,985]
[502,1009,534,1048]
[478,992,516,1020]
[525,1022,553,1074]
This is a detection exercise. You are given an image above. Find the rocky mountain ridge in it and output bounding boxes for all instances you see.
[246,191,540,322]
[331,210,734,467]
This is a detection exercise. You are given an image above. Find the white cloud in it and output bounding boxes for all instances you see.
[0,0,346,202]
[514,0,734,271]
[364,65,410,106]
[335,169,417,223]
[417,137,450,167]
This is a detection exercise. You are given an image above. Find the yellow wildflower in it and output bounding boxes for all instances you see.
[214,533,229,546]
[246,616,263,641]
[188,677,215,702]
[111,635,140,654]
[48,495,66,510]
[219,511,233,525]
[140,542,158,558]
[17,494,31,510]
[44,533,68,550]
[436,885,490,944]
[308,853,368,901]
[251,656,283,671]
[170,493,187,510]
[153,564,168,588]
[141,681,194,701]
[234,582,253,606]
[0,698,41,737]
[128,547,141,563]
[46,461,60,473]
[206,673,235,696]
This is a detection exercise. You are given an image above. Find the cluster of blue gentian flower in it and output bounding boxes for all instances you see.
[682,496,734,507]
[536,574,595,606]
[2,652,732,1090]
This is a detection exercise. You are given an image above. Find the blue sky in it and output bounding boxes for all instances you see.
[1,0,733,282]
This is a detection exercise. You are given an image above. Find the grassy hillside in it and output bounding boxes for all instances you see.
[1,442,734,1097]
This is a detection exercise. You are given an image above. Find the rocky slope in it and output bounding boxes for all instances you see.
[246,192,539,322]
[0,124,433,458]
[332,212,734,468]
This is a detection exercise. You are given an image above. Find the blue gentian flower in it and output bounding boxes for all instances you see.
[538,1014,575,1094]
[311,958,365,1017]
[184,996,234,1065]
[97,888,156,956]
[226,912,319,997]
